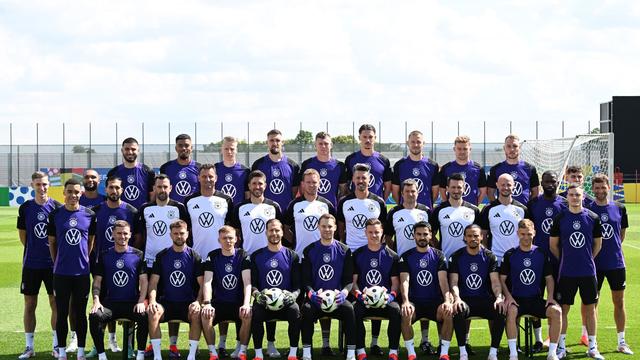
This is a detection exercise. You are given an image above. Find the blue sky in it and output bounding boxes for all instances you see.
[1,0,639,146]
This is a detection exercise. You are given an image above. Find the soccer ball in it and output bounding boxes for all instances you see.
[263,288,285,311]
[364,286,387,308]
[319,290,338,313]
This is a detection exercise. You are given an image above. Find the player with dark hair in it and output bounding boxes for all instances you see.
[301,214,356,360]
[549,185,603,359]
[251,129,300,213]
[299,131,348,209]
[160,134,201,203]
[344,124,392,200]
[215,136,250,206]
[89,220,148,360]
[352,219,401,360]
[558,166,595,208]
[107,137,155,209]
[438,136,487,205]
[399,221,454,360]
[201,226,253,360]
[487,134,540,204]
[385,179,431,256]
[18,172,62,359]
[48,178,97,360]
[250,219,301,360]
[588,174,632,355]
[147,220,204,360]
[392,130,439,208]
[500,219,562,360]
[449,224,505,360]
[80,169,104,208]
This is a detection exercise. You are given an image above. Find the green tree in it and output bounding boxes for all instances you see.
[331,135,355,144]
[72,145,95,153]
[293,130,313,144]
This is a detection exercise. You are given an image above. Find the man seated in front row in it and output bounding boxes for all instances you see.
[147,220,203,360]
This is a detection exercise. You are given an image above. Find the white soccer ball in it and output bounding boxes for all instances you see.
[319,290,338,313]
[263,288,285,311]
[364,286,387,308]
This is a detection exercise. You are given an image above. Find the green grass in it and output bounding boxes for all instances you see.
[0,205,638,359]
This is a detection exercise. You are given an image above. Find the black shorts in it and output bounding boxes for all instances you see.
[597,268,626,291]
[409,300,441,323]
[160,301,191,323]
[460,296,502,320]
[21,267,54,295]
[212,301,242,325]
[556,276,598,305]
[513,297,549,319]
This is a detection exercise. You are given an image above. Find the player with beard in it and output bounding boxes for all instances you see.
[301,214,356,360]
[344,124,392,200]
[588,175,632,355]
[160,134,201,203]
[89,221,148,360]
[438,136,487,205]
[138,175,190,357]
[251,129,300,213]
[48,178,97,360]
[526,170,566,351]
[251,219,301,360]
[227,170,282,356]
[148,220,203,360]
[391,130,439,208]
[215,136,250,206]
[549,185,603,359]
[80,169,104,208]
[201,226,253,360]
[399,222,454,360]
[352,219,401,360]
[500,220,562,360]
[487,134,540,204]
[17,172,62,359]
[449,225,506,360]
[479,174,530,264]
[87,176,139,357]
[299,132,348,209]
[107,138,155,210]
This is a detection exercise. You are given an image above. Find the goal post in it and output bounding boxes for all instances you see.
[520,133,615,200]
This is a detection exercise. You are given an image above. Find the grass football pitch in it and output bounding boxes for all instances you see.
[0,206,638,359]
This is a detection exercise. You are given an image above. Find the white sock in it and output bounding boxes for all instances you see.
[389,349,398,355]
[208,345,218,355]
[267,341,276,349]
[618,331,626,345]
[170,336,178,346]
[151,339,162,360]
[356,348,366,356]
[188,340,199,357]
[70,331,77,340]
[534,327,543,342]
[440,340,450,356]
[489,347,497,356]
[218,335,226,349]
[78,348,85,357]
[371,337,378,347]
[582,325,588,337]
[109,332,117,343]
[508,339,517,356]
[302,346,312,358]
[322,330,330,347]
[421,328,429,343]
[405,340,415,356]
[255,349,263,358]
[25,333,35,348]
[558,334,566,348]
[588,335,597,351]
[288,347,297,357]
[548,343,558,355]
[239,344,247,354]
[98,353,107,360]
[58,347,67,359]
[346,347,355,358]
[459,346,467,356]
[52,331,58,348]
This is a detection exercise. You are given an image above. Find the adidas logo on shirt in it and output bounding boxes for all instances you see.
[298,209,305,213]
[149,213,155,218]
[243,211,251,216]
[347,206,355,211]
[193,204,200,209]
[494,213,501,218]
[444,214,450,219]
[398,217,404,222]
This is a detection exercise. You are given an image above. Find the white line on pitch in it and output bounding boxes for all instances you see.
[623,242,640,250]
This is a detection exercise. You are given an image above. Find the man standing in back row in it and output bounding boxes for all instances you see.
[215,136,250,206]
[107,137,156,210]
[438,136,487,205]
[345,124,392,201]
[299,132,348,209]
[392,130,439,209]
[487,134,539,204]
[160,134,200,203]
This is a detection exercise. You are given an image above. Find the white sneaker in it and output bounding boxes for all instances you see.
[67,336,78,353]
[618,344,634,355]
[556,347,567,359]
[266,344,281,358]
[230,349,240,359]
[509,356,518,360]
[546,354,559,360]
[18,347,35,359]
[586,349,605,360]
[302,357,312,360]
[109,341,122,353]
[459,354,469,360]
[52,348,60,359]
[487,354,498,360]
[136,353,145,360]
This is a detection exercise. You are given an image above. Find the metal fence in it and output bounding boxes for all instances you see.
[1,120,603,186]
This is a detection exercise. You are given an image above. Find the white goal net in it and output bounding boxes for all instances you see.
[520,133,614,198]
